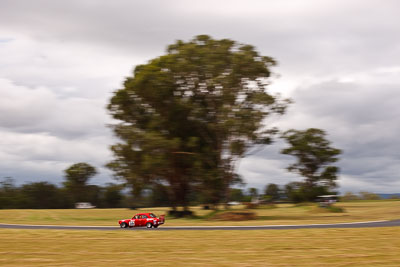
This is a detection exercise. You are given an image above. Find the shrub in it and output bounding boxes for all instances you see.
[243,202,259,209]
[340,192,360,201]
[359,191,381,200]
[168,210,194,218]
[311,205,345,213]
[211,211,256,221]
[259,203,277,209]
[327,205,345,213]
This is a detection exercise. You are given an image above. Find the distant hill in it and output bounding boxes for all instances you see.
[378,193,400,199]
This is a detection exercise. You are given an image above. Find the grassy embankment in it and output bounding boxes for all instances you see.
[0,200,399,226]
[1,227,400,266]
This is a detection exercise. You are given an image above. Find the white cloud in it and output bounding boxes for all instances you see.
[0,78,113,137]
[0,32,141,98]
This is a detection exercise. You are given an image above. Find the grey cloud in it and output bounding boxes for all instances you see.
[293,82,400,124]
[265,78,400,193]
[0,1,177,56]
[237,72,400,193]
[0,129,115,185]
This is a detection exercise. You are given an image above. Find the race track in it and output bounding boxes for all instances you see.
[1,219,400,231]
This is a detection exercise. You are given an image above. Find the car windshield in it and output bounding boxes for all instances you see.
[149,213,156,218]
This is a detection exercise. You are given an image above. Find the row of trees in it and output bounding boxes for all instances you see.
[231,182,334,204]
[107,35,342,211]
[231,187,393,203]
[341,192,389,201]
[0,163,124,209]
[2,173,388,209]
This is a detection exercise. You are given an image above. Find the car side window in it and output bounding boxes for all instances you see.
[142,215,148,219]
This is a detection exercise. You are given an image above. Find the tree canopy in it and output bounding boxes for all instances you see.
[107,35,289,210]
[63,162,97,202]
[265,183,280,201]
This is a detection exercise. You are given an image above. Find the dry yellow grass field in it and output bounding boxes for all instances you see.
[0,200,399,226]
[1,227,400,266]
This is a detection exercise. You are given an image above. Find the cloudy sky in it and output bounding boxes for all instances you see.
[1,0,399,193]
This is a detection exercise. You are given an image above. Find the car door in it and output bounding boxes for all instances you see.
[137,215,145,226]
[130,215,139,227]
[141,215,149,226]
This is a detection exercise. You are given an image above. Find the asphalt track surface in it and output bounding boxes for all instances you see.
[1,219,400,231]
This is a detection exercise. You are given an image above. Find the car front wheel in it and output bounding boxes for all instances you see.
[146,222,153,228]
[120,222,128,228]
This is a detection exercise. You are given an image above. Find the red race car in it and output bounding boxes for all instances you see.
[119,213,165,228]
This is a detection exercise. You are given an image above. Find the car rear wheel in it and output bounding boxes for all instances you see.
[120,222,128,228]
[146,222,153,228]
[153,225,159,228]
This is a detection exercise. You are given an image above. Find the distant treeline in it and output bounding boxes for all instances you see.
[0,162,336,210]
[0,177,125,209]
[340,191,399,201]
[1,176,392,209]
[0,174,333,209]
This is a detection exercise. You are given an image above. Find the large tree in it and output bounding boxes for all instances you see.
[281,128,341,201]
[107,35,289,210]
